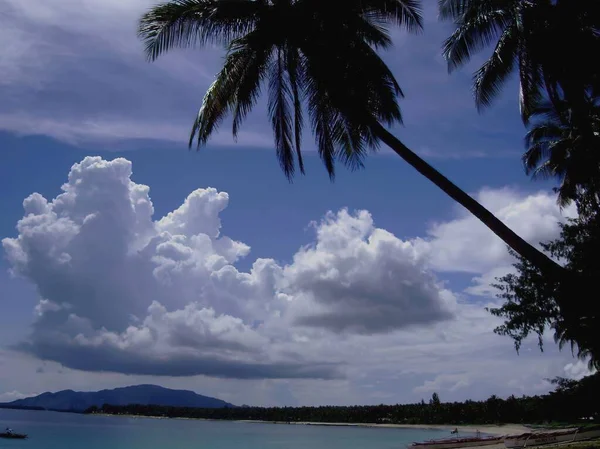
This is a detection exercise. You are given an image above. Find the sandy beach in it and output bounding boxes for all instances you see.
[236,421,533,449]
[99,413,531,436]
[372,423,531,436]
[98,414,530,436]
[238,420,531,436]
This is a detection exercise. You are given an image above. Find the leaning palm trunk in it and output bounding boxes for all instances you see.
[138,0,567,279]
[371,122,566,279]
[137,0,577,328]
[373,122,589,349]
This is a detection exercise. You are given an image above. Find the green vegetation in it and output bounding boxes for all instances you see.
[490,200,600,366]
[87,373,599,425]
[523,99,600,209]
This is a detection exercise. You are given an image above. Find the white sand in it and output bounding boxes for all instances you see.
[385,424,531,436]
[240,421,531,436]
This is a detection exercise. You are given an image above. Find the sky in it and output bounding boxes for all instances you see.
[0,0,594,407]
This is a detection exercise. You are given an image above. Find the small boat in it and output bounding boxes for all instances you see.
[0,432,28,439]
[412,434,504,449]
[504,425,600,448]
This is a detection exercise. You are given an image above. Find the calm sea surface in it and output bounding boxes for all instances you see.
[0,409,469,449]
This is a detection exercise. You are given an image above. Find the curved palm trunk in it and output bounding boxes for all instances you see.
[371,122,566,278]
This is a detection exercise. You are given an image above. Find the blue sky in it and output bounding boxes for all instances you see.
[0,0,592,406]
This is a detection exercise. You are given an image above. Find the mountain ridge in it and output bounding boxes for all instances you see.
[0,384,235,412]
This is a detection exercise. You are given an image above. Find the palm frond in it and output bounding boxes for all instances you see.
[332,115,369,172]
[302,2,400,50]
[315,0,423,34]
[523,96,600,208]
[523,142,549,177]
[472,24,519,110]
[298,30,405,176]
[531,162,557,182]
[524,123,564,148]
[361,0,424,33]
[351,38,404,119]
[268,48,296,179]
[300,36,399,170]
[229,35,274,139]
[528,101,567,125]
[190,42,257,147]
[307,86,337,178]
[530,140,570,182]
[556,179,578,209]
[341,40,403,126]
[517,43,545,124]
[438,0,472,21]
[442,9,512,72]
[351,14,395,49]
[141,0,410,181]
[545,141,571,173]
[138,0,263,61]
[301,47,367,175]
[286,47,306,175]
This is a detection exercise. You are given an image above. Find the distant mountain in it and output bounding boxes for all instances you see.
[1,384,235,412]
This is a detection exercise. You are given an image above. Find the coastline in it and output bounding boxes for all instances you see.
[94,413,529,436]
[237,421,530,436]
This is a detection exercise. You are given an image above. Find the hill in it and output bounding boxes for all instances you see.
[0,384,234,412]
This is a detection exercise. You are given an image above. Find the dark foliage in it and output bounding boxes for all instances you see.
[88,373,599,425]
[138,0,423,180]
[523,99,600,208]
[440,0,600,126]
[490,208,600,369]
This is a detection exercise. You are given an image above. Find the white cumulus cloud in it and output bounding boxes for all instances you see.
[564,360,596,381]
[3,156,458,380]
[283,210,456,334]
[416,187,576,275]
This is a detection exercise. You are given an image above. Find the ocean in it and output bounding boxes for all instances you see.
[0,408,465,449]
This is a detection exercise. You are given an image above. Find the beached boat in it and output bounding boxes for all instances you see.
[412,434,504,449]
[0,432,28,439]
[504,425,600,448]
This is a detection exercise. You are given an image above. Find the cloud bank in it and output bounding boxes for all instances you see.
[4,157,460,379]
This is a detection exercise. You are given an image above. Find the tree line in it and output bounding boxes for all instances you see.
[86,372,599,425]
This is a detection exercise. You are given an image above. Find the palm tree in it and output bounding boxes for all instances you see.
[536,1,600,136]
[137,0,564,279]
[523,98,600,209]
[439,0,550,122]
[439,0,600,125]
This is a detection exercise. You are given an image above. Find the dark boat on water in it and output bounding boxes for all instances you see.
[1,428,28,439]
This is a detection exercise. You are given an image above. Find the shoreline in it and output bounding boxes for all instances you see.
[236,421,530,436]
[94,413,529,436]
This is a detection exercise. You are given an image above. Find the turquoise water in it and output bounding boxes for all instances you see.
[0,409,463,449]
